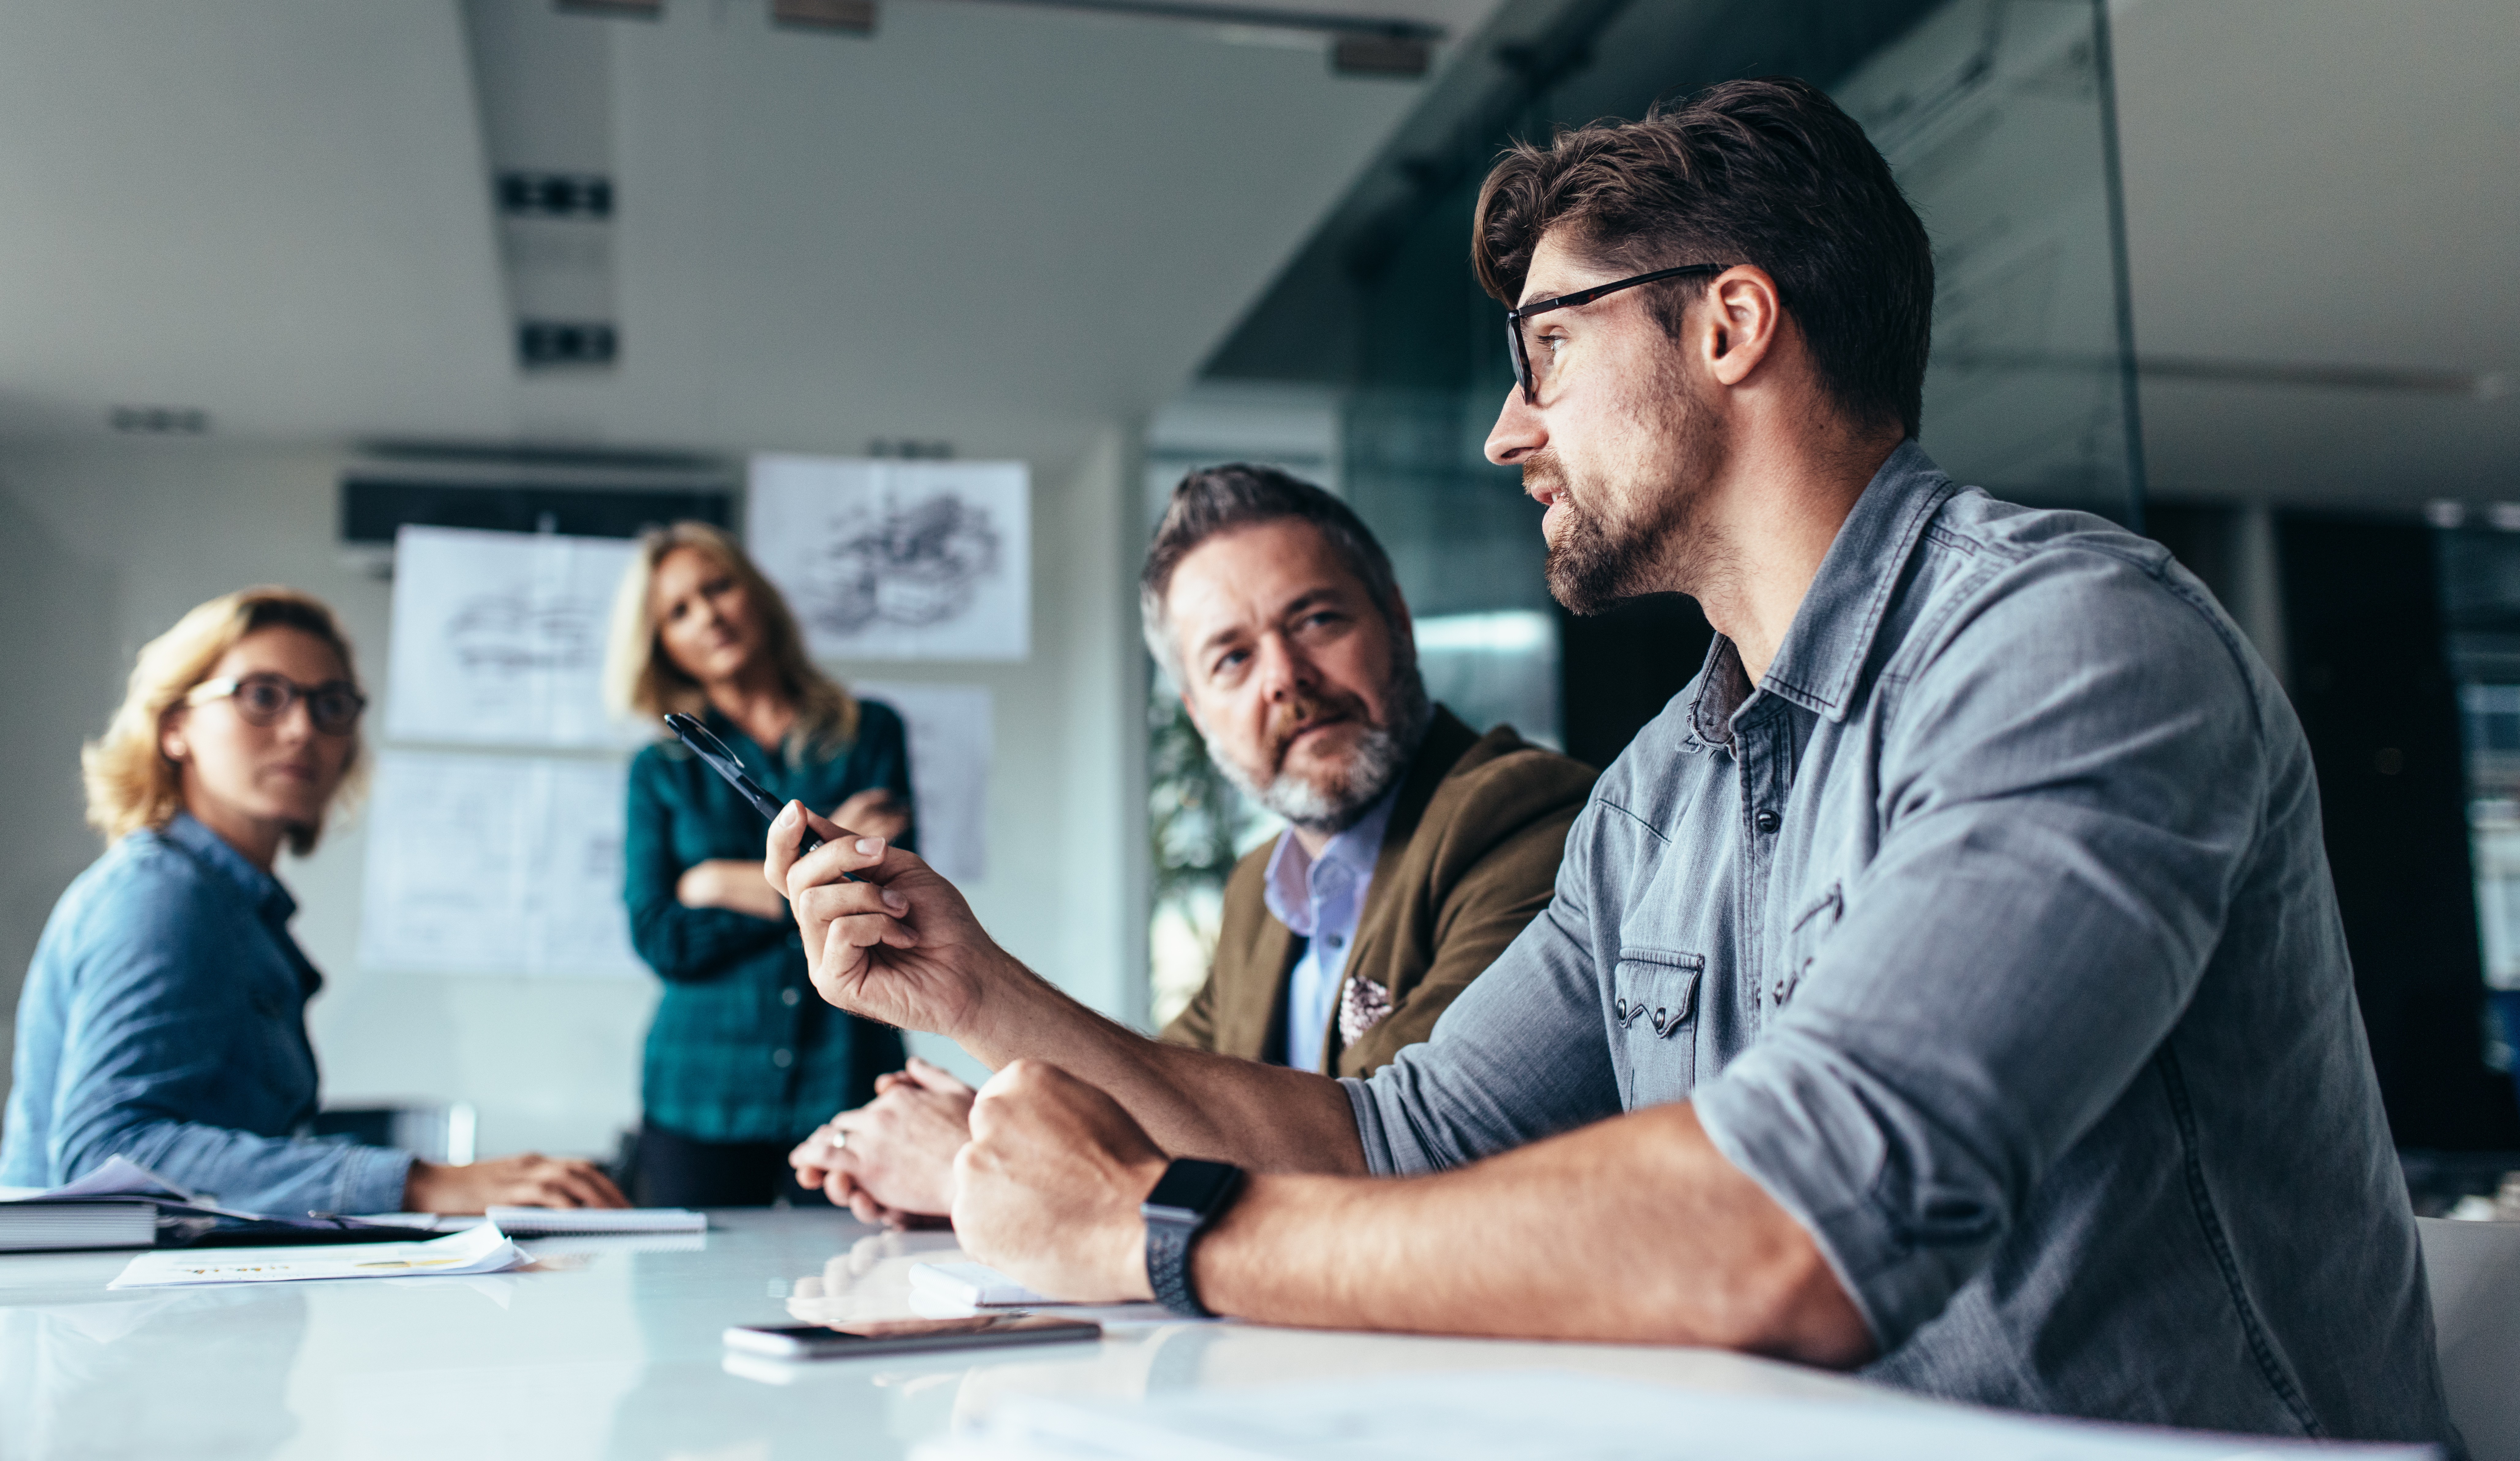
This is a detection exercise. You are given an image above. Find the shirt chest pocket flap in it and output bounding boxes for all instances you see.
[1613,948,1703,1106]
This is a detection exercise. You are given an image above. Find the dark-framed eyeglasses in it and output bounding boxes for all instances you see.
[187,672,368,736]
[1504,263,1733,406]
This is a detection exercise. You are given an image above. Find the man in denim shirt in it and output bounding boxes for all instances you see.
[771,80,2450,1444]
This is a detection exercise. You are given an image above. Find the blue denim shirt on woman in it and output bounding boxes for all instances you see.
[1,813,411,1212]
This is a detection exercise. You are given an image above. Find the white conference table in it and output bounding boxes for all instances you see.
[0,1207,1913,1459]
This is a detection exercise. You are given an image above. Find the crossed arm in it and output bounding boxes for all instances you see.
[762,804,1873,1366]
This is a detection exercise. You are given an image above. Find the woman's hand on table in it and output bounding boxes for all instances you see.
[789,1056,975,1225]
[404,1154,629,1214]
[676,858,790,921]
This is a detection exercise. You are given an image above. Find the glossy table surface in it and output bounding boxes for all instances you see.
[0,1208,1905,1460]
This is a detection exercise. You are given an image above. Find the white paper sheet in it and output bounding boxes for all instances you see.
[851,682,990,881]
[747,456,1030,662]
[17,1157,191,1202]
[907,1261,1047,1308]
[920,1370,2435,1461]
[485,1206,703,1235]
[108,1222,524,1289]
[386,525,643,749]
[357,750,644,978]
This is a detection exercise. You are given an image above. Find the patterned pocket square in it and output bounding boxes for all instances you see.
[1338,975,1394,1046]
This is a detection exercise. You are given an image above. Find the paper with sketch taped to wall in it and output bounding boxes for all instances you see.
[386,525,643,748]
[108,1221,524,1289]
[747,456,1029,662]
[357,750,644,978]
[851,682,989,882]
[915,1369,2436,1461]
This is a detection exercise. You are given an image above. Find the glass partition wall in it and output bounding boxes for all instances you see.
[1145,0,2145,1024]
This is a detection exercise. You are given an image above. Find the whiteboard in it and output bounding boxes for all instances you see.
[357,750,644,979]
[385,525,643,749]
[853,681,990,883]
[746,456,1030,662]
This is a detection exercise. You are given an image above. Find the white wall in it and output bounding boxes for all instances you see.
[0,434,1147,1160]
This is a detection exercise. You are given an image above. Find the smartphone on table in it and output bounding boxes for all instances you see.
[723,1313,1101,1361]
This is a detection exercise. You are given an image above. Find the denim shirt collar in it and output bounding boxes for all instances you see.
[1688,440,1958,742]
[161,810,297,927]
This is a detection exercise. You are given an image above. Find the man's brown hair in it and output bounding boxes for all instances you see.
[1473,76,1934,439]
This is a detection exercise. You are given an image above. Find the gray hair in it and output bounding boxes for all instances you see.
[1139,463,1409,685]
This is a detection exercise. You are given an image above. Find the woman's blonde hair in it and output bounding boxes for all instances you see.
[603,522,859,757]
[82,586,368,856]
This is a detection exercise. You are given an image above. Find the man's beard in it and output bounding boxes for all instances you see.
[1535,369,1730,615]
[1216,656,1432,835]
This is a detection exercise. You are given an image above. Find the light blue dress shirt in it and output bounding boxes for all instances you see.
[0,813,411,1213]
[1262,787,1399,1073]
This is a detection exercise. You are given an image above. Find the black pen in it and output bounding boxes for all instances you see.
[661,713,854,878]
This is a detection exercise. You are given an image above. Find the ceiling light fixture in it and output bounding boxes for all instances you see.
[774,0,877,32]
[944,0,1442,77]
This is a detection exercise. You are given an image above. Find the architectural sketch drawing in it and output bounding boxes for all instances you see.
[747,456,1030,662]
[385,525,643,749]
[357,750,645,979]
[854,681,990,883]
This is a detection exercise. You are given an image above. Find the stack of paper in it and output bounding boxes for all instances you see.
[108,1221,526,1289]
[485,1207,704,1235]
[0,1156,196,1252]
[0,1201,162,1252]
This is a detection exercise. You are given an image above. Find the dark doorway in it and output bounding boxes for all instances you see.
[1558,594,1715,772]
[2280,510,2520,1149]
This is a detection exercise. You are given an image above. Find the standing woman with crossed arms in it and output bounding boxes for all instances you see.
[606,523,914,1207]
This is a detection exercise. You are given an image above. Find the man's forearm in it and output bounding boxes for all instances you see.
[1187,1102,1876,1363]
[961,964,1368,1176]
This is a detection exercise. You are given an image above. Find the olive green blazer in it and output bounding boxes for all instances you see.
[1160,706,1596,1078]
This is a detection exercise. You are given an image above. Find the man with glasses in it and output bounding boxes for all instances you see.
[768,78,2450,1443]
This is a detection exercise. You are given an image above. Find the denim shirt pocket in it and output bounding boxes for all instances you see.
[1613,948,1703,1108]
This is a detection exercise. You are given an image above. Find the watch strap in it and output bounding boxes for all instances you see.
[1144,1214,1213,1318]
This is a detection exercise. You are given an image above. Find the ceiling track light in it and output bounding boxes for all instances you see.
[773,0,877,32]
[555,0,1435,75]
[955,0,1441,76]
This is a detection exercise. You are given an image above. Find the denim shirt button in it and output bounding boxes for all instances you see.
[771,1048,793,1069]
[781,987,801,1007]
[1753,809,1782,834]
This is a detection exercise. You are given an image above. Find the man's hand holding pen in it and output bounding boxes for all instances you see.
[765,799,1039,1047]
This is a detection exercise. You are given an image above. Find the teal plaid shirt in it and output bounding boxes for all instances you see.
[623,702,911,1144]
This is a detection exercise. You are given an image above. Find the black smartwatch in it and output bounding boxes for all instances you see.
[1140,1157,1244,1318]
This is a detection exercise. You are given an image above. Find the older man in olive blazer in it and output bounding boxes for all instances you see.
[1164,705,1591,1077]
[789,462,1591,1220]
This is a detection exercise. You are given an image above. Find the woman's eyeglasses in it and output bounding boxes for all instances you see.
[187,673,368,736]
[1504,262,1733,406]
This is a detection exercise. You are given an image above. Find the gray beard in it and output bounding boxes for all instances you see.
[1217,664,1431,836]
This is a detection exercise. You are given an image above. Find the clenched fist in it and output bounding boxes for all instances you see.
[950,1060,1167,1303]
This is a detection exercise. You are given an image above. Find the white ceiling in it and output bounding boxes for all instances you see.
[2110,0,2520,509]
[0,0,2506,512]
[0,0,1500,467]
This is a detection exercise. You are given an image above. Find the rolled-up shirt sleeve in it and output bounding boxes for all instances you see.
[1692,554,2266,1349]
[1344,803,1623,1175]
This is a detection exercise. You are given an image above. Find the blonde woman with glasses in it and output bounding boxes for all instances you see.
[0,587,626,1214]
[606,523,913,1206]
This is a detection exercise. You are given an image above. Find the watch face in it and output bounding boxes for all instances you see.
[1143,1159,1240,1221]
